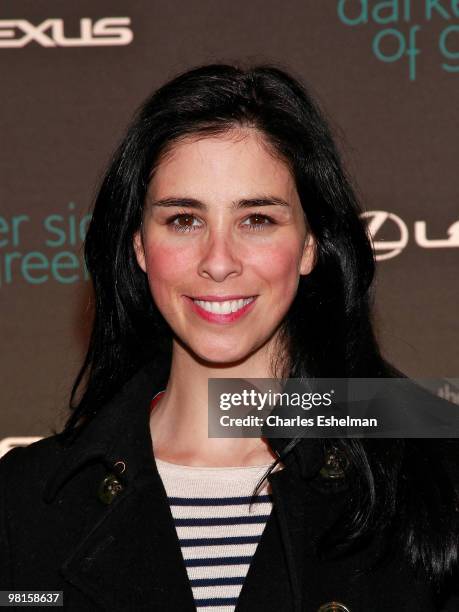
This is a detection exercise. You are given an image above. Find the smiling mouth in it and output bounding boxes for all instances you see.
[191,296,256,315]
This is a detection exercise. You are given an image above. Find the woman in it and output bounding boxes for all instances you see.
[0,63,457,612]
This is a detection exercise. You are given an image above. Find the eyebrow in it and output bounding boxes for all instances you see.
[148,196,291,210]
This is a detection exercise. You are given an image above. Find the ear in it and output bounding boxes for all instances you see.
[133,229,147,273]
[299,233,316,276]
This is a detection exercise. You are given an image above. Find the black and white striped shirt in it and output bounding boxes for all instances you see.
[156,458,279,612]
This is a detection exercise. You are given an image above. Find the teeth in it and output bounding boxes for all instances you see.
[193,297,255,314]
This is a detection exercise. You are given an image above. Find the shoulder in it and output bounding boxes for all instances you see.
[0,435,69,578]
[403,437,459,491]
[0,434,67,493]
[395,437,459,599]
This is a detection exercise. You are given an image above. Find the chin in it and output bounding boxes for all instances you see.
[189,341,256,367]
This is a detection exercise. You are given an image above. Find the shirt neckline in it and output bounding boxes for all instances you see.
[155,457,272,471]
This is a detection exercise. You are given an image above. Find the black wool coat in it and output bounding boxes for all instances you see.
[1,361,458,612]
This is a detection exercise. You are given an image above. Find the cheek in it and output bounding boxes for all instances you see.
[251,243,301,296]
[143,242,194,300]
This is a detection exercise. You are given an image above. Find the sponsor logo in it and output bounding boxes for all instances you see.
[336,1,459,80]
[361,211,459,260]
[0,202,90,287]
[0,17,133,48]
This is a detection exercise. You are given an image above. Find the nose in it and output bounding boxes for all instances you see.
[197,228,242,282]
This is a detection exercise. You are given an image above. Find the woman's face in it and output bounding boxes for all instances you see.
[133,128,315,365]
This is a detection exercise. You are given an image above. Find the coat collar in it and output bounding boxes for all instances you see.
[43,360,326,504]
[44,359,166,503]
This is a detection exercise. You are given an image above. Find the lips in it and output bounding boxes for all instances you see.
[188,295,256,302]
[184,295,257,323]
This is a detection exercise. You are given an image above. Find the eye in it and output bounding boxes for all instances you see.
[167,213,202,233]
[241,213,276,231]
[165,212,276,233]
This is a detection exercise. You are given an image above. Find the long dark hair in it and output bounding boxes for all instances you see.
[61,62,457,597]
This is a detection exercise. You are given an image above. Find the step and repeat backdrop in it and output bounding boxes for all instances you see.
[1,1,458,456]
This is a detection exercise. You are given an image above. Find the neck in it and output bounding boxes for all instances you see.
[150,337,286,467]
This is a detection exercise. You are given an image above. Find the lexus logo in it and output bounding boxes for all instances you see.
[361,211,409,260]
[0,18,133,48]
[361,211,459,260]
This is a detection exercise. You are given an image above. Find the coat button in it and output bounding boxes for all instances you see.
[320,446,349,479]
[318,603,351,612]
[98,473,124,504]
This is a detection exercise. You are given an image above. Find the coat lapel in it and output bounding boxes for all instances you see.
[60,468,196,611]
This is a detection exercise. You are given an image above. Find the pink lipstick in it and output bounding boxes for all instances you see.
[183,295,257,324]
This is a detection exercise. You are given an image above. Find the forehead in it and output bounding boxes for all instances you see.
[148,128,296,199]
